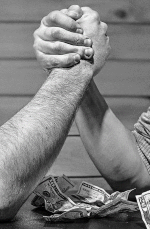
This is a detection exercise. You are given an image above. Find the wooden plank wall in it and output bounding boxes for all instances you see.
[0,0,150,189]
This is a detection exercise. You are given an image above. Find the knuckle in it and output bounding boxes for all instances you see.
[61,8,68,14]
[50,27,60,39]
[77,47,84,56]
[49,10,60,23]
[51,57,60,67]
[66,55,71,64]
[43,28,48,38]
[33,39,39,51]
[33,29,39,38]
[101,22,108,33]
[41,16,46,25]
[102,22,108,30]
[33,43,37,51]
[65,55,73,66]
[91,10,100,21]
[74,35,82,45]
[35,50,43,61]
[38,54,52,68]
[70,20,76,30]
[33,24,44,38]
[53,41,62,52]
[105,23,108,31]
[44,61,51,69]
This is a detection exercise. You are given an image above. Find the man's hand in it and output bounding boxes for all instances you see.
[34,5,110,76]
[33,5,93,71]
[78,7,110,75]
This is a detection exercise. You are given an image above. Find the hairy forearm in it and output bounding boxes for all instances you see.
[76,80,150,192]
[0,60,93,220]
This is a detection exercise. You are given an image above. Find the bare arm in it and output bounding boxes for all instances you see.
[75,80,150,194]
[0,60,93,221]
[34,5,150,195]
[73,7,150,193]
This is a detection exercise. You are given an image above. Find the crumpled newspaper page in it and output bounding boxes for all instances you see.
[31,175,139,222]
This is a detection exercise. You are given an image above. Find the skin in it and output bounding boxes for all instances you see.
[0,6,108,221]
[33,8,94,71]
[34,5,150,197]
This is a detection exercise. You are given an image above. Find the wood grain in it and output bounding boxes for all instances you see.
[0,96,149,133]
[0,0,150,182]
[1,0,150,22]
[0,60,149,96]
[1,23,150,60]
[71,97,150,134]
[47,136,100,176]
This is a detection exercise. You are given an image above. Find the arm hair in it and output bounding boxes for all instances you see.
[0,60,93,221]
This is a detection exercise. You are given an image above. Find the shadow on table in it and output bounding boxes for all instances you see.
[31,208,145,229]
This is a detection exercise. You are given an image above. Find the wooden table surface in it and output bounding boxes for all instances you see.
[0,193,146,229]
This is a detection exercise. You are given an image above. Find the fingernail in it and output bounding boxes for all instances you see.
[76,28,83,34]
[74,54,80,63]
[84,48,94,59]
[84,38,92,47]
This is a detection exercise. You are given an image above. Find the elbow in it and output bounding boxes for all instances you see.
[0,191,20,222]
[0,205,18,222]
[0,179,31,221]
[0,178,26,221]
[0,195,20,222]
[0,214,16,222]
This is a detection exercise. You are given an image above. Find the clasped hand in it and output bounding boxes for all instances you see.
[33,5,111,76]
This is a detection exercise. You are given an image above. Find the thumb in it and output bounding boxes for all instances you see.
[68,5,83,20]
[61,5,83,20]
[61,6,83,33]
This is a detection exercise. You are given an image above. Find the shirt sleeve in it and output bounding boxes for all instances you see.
[132,107,150,175]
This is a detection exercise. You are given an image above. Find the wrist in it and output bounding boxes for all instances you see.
[76,59,94,79]
[37,60,93,101]
[53,59,93,80]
